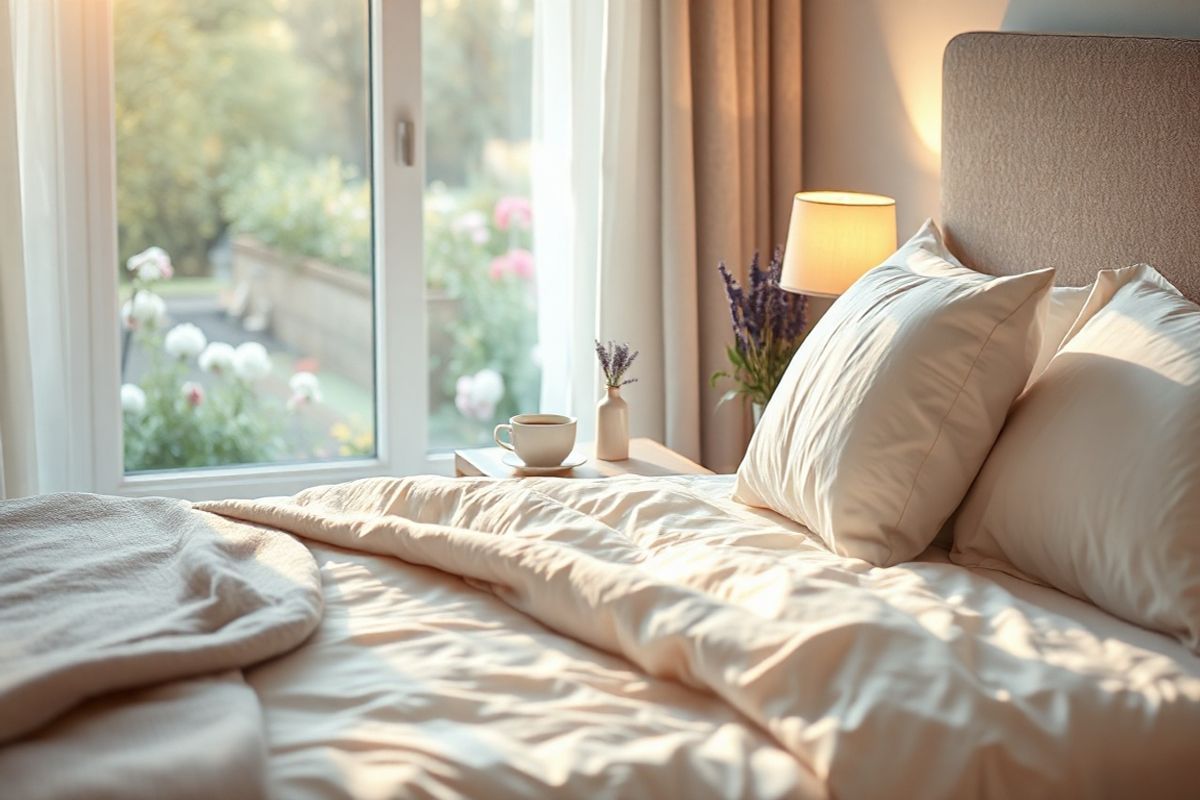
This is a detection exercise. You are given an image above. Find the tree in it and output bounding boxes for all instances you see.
[421,0,533,187]
[114,0,315,274]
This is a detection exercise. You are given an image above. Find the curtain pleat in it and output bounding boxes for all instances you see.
[1,0,78,498]
[683,0,803,471]
[0,0,37,499]
[658,0,702,461]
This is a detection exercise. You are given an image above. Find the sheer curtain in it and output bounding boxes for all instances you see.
[531,0,605,444]
[533,0,802,471]
[0,0,80,498]
[0,0,34,498]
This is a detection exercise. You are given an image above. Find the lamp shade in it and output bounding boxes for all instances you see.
[779,191,897,297]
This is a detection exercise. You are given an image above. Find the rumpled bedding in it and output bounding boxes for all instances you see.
[0,493,323,800]
[202,474,1200,800]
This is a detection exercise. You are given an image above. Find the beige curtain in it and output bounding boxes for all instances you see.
[592,0,802,472]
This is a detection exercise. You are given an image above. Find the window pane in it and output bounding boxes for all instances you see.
[423,0,538,451]
[114,0,376,473]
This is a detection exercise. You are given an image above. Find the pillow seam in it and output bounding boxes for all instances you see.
[891,284,1048,536]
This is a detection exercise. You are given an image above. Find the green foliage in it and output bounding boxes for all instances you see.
[274,0,370,170]
[123,334,284,471]
[710,341,797,410]
[120,256,322,471]
[422,0,534,186]
[223,149,372,273]
[113,0,316,274]
[426,190,540,445]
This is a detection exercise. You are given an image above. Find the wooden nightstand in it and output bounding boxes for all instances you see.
[454,437,712,479]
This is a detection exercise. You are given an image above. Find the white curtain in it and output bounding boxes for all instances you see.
[531,0,606,444]
[533,0,687,453]
[533,0,803,471]
[0,0,76,498]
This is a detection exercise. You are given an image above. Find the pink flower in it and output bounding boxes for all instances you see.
[487,249,535,281]
[454,369,505,421]
[181,381,204,408]
[493,196,532,231]
[294,356,320,374]
[507,248,534,279]
[489,255,509,281]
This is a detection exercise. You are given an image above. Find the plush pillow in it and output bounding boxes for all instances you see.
[901,219,1092,385]
[732,237,1055,567]
[952,264,1200,651]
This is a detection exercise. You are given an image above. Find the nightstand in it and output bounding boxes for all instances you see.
[454,437,712,478]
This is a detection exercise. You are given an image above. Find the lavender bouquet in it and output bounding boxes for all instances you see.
[595,340,639,388]
[710,249,808,409]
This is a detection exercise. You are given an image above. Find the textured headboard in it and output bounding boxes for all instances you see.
[941,32,1200,301]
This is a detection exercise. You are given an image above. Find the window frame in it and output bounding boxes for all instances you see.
[59,0,443,501]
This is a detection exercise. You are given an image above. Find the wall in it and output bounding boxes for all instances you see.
[802,0,1200,241]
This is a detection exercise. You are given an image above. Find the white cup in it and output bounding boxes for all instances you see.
[493,413,577,467]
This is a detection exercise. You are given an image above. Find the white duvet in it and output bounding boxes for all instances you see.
[203,474,1200,800]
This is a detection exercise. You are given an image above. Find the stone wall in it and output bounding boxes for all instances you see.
[231,237,375,386]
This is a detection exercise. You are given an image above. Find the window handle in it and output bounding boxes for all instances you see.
[394,118,414,167]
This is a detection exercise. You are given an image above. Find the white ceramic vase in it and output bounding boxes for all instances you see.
[595,386,629,461]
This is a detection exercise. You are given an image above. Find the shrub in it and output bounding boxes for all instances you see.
[425,188,540,442]
[120,247,323,471]
[223,149,373,273]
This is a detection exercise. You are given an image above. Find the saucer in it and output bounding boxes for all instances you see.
[502,452,588,474]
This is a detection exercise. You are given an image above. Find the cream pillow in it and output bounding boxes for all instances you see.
[901,219,1092,385]
[952,264,1200,652]
[733,246,1055,567]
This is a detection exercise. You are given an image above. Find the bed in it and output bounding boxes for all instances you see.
[4,31,1200,800]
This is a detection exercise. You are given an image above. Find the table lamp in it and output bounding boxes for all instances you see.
[779,191,897,297]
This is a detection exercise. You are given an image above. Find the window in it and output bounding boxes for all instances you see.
[67,0,542,498]
[113,0,378,474]
[69,0,426,499]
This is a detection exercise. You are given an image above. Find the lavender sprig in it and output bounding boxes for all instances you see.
[595,339,639,388]
[710,248,808,406]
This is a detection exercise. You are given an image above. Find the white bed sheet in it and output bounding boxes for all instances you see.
[245,475,1200,799]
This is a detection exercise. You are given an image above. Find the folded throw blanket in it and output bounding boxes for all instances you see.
[0,492,322,798]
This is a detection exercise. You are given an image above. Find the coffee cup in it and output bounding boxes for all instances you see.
[493,413,577,467]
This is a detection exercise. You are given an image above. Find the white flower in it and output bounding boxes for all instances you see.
[452,209,486,230]
[426,183,456,214]
[287,371,322,410]
[121,291,167,330]
[198,342,236,374]
[232,341,272,381]
[126,246,174,282]
[451,211,491,245]
[163,323,207,360]
[120,383,146,415]
[472,368,504,403]
[454,368,505,421]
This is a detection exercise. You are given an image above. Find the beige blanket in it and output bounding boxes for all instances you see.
[203,476,1200,800]
[0,493,322,799]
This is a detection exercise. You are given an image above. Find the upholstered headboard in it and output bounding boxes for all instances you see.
[941,32,1200,301]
